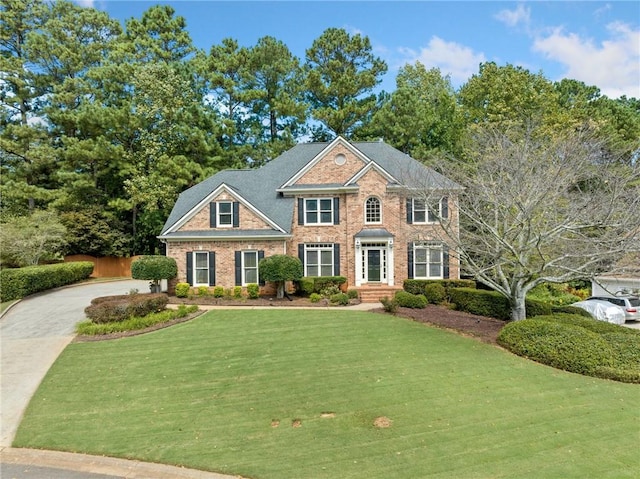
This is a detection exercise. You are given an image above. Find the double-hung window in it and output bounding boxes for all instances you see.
[305,198,333,225]
[217,201,233,227]
[408,197,448,224]
[187,251,215,287]
[242,251,259,285]
[413,243,443,279]
[304,244,335,277]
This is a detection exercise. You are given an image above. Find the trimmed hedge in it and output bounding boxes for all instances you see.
[550,304,593,318]
[424,283,446,304]
[403,279,475,295]
[297,276,346,296]
[498,314,640,383]
[448,288,551,320]
[84,293,168,324]
[394,290,428,309]
[0,261,94,302]
[497,319,614,376]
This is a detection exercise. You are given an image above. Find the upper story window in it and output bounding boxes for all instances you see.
[407,197,448,224]
[217,201,233,227]
[365,197,381,224]
[297,197,340,226]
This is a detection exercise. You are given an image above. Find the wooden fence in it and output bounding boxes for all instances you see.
[64,255,142,278]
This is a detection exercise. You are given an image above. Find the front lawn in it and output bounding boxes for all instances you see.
[15,310,639,478]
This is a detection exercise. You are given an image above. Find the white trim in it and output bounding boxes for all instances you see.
[192,251,210,287]
[354,238,394,287]
[303,197,334,226]
[159,233,291,241]
[364,196,382,224]
[345,161,398,186]
[280,136,371,188]
[412,242,444,279]
[276,185,359,196]
[241,250,259,286]
[304,243,335,277]
[164,183,286,234]
[216,200,234,228]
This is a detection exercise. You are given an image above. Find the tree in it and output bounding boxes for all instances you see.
[421,123,640,321]
[305,27,387,138]
[258,254,303,299]
[131,255,177,293]
[0,210,67,266]
[362,62,464,160]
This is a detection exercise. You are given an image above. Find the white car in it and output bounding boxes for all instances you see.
[572,300,626,325]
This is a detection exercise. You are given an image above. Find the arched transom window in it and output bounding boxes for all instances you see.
[365,196,382,224]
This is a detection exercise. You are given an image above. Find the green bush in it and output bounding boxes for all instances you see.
[527,283,582,306]
[77,305,198,336]
[84,293,168,324]
[212,286,224,298]
[233,286,243,299]
[550,305,593,317]
[535,313,639,336]
[424,283,446,304]
[380,296,398,313]
[131,256,177,290]
[602,333,640,370]
[309,293,322,303]
[347,289,359,300]
[197,286,209,297]
[175,282,190,298]
[330,292,349,305]
[394,290,427,309]
[448,288,551,320]
[403,279,475,295]
[0,261,94,302]
[247,283,260,299]
[297,276,347,296]
[497,319,614,376]
[297,277,315,296]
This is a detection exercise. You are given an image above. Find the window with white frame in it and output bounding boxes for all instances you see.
[217,201,233,226]
[305,198,333,225]
[193,251,210,286]
[365,196,381,224]
[410,198,445,224]
[305,243,334,276]
[242,251,259,285]
[413,243,443,279]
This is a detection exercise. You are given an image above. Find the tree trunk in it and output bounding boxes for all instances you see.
[510,293,527,321]
[276,281,285,299]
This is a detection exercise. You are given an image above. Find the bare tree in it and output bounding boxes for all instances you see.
[419,124,640,320]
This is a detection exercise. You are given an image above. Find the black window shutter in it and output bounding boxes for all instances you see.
[333,243,340,276]
[406,199,413,224]
[443,245,450,279]
[298,244,305,271]
[210,202,216,228]
[234,251,242,286]
[208,252,216,286]
[258,250,265,285]
[232,201,239,227]
[441,196,449,220]
[298,198,304,225]
[407,242,414,279]
[333,197,340,224]
[186,252,193,285]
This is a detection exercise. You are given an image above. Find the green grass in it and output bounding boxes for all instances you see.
[15,310,639,478]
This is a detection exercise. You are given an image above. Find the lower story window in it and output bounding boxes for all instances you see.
[305,243,334,277]
[414,243,443,279]
[242,251,259,285]
[188,251,214,287]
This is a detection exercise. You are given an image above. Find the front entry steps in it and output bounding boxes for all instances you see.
[357,285,403,303]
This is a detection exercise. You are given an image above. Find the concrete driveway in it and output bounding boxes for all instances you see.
[1,279,150,447]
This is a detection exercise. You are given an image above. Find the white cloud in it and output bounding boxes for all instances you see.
[74,0,95,8]
[398,36,487,86]
[494,3,531,28]
[533,22,640,98]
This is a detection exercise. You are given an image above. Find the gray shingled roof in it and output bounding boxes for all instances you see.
[160,140,461,237]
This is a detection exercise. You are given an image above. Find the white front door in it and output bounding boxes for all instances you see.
[355,240,394,286]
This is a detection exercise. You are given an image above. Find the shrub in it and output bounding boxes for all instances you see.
[197,286,210,297]
[403,279,475,295]
[394,291,427,309]
[330,292,349,305]
[0,261,94,302]
[309,293,322,303]
[320,285,341,298]
[347,289,359,300]
[131,256,177,292]
[602,333,640,371]
[535,313,639,336]
[497,319,614,376]
[247,283,260,299]
[175,282,190,298]
[212,286,224,298]
[424,283,446,304]
[233,286,243,299]
[448,288,551,320]
[297,276,347,296]
[84,293,168,324]
[380,296,398,313]
[259,255,303,298]
[77,304,198,335]
[551,305,593,317]
[297,277,315,296]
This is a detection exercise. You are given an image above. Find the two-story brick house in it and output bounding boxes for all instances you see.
[159,137,461,301]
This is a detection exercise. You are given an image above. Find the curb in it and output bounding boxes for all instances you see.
[0,447,243,479]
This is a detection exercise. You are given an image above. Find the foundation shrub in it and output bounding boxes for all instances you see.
[380,296,398,313]
[347,289,359,299]
[246,283,260,299]
[175,282,190,298]
[424,283,446,304]
[403,279,475,296]
[394,290,427,309]
[309,293,322,303]
[212,286,224,298]
[233,286,243,299]
[330,292,349,306]
[448,288,551,320]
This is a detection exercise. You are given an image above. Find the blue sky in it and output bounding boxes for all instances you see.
[80,1,639,99]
